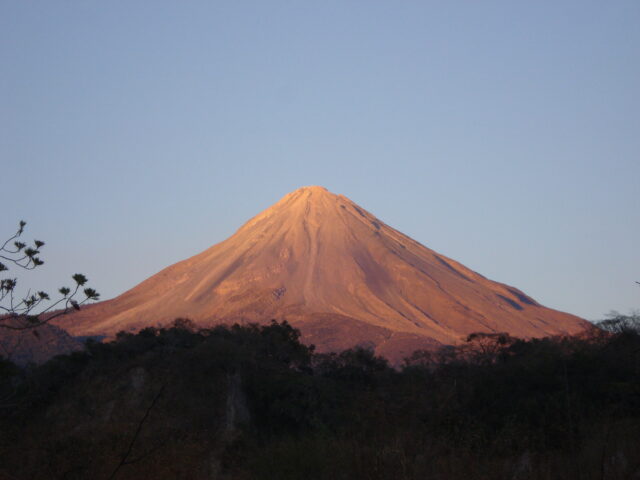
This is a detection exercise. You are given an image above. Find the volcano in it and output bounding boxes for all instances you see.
[56,186,587,362]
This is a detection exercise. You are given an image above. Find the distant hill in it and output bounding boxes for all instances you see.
[0,319,83,365]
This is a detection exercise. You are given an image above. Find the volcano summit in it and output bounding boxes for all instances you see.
[57,186,587,361]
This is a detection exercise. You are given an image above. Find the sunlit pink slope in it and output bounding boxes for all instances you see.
[56,186,588,362]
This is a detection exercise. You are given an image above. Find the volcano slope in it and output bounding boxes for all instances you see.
[55,186,588,362]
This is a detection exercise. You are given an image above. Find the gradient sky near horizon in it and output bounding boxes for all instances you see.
[1,1,638,321]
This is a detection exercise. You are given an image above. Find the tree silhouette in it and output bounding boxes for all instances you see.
[0,220,99,330]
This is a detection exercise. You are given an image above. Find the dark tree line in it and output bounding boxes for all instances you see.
[1,317,639,479]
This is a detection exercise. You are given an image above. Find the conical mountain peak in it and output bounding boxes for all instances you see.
[271,185,340,210]
[297,185,330,194]
[278,185,331,201]
[239,186,370,234]
[57,188,588,363]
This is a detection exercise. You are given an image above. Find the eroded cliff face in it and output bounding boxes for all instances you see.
[55,186,588,361]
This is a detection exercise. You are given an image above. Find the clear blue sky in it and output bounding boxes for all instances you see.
[1,1,638,321]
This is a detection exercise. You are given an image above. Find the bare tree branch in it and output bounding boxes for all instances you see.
[0,221,99,331]
[107,385,166,480]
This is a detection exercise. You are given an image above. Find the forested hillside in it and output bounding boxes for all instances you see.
[1,318,638,479]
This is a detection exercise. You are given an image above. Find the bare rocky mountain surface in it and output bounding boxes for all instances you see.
[54,186,588,362]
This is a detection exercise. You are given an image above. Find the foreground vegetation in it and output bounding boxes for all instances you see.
[0,316,639,479]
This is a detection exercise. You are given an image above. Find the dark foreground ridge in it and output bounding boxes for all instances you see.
[1,317,639,479]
